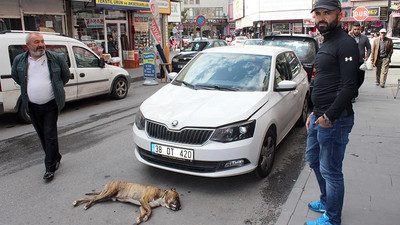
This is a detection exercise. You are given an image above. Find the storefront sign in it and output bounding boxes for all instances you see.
[391,0,400,11]
[233,0,244,20]
[149,0,162,45]
[143,52,156,79]
[138,0,171,15]
[303,19,315,27]
[168,2,181,23]
[133,21,148,32]
[85,18,104,28]
[380,7,388,21]
[95,0,149,10]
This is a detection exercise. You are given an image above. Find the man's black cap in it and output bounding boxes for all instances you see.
[311,0,341,12]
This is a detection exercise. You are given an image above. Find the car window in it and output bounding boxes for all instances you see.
[263,39,316,63]
[176,52,271,92]
[184,42,208,51]
[72,46,99,68]
[219,41,227,46]
[393,42,400,49]
[8,44,71,67]
[213,41,220,47]
[275,53,291,83]
[285,51,301,78]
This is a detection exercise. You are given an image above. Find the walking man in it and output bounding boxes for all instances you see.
[305,0,359,224]
[350,23,371,102]
[370,28,393,88]
[11,32,70,181]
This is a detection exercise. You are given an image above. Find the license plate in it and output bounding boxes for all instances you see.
[177,65,183,68]
[151,143,194,161]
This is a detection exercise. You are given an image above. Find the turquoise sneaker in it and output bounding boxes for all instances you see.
[304,212,333,225]
[308,200,326,213]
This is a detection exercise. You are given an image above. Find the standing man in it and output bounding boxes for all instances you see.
[306,0,359,225]
[11,32,70,181]
[370,28,393,88]
[350,23,371,102]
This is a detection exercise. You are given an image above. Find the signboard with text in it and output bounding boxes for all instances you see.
[143,52,156,79]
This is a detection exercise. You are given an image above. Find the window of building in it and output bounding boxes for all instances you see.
[23,15,63,33]
[184,0,188,4]
[190,0,194,4]
[196,0,200,4]
[1,18,23,30]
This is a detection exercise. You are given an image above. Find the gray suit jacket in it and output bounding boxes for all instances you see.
[351,33,371,62]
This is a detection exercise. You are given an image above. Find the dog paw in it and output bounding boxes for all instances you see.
[72,201,77,206]
[84,206,89,210]
[135,217,142,224]
[143,215,148,222]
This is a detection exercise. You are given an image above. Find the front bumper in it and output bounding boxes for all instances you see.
[132,124,261,178]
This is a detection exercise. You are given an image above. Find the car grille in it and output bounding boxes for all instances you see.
[146,121,214,145]
[137,147,225,172]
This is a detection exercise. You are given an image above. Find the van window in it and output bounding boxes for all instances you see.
[8,45,70,67]
[285,51,301,78]
[72,46,99,68]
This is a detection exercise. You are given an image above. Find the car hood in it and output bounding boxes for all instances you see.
[140,84,269,129]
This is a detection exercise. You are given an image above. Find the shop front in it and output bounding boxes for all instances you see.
[0,0,66,33]
[340,6,388,35]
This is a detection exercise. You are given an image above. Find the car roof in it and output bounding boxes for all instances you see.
[201,45,292,56]
[263,34,317,42]
[0,31,84,44]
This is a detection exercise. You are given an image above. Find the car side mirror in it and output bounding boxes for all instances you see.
[168,72,178,80]
[275,80,297,92]
[98,58,105,68]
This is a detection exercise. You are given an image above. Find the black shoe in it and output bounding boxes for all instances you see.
[43,171,54,181]
[351,98,356,103]
[55,161,60,171]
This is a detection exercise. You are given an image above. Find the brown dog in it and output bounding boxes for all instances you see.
[73,181,181,224]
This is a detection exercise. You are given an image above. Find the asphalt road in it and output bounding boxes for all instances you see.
[0,82,307,225]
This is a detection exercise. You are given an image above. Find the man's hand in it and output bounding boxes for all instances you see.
[306,112,313,131]
[315,114,333,128]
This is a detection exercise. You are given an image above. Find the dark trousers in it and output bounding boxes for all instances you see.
[28,99,61,172]
[356,62,366,98]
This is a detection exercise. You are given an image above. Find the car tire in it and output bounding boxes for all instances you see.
[296,95,309,127]
[17,103,31,124]
[255,129,276,178]
[111,77,128,99]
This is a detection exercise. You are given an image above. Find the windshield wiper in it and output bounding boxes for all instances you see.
[182,81,196,89]
[195,84,238,91]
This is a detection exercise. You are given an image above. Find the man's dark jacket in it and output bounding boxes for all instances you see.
[11,50,71,112]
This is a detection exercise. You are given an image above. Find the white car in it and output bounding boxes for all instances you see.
[133,46,309,178]
[231,36,248,46]
[390,39,400,68]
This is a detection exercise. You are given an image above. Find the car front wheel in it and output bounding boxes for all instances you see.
[111,77,128,99]
[255,129,276,178]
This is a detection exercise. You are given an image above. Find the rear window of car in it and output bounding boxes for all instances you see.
[263,38,316,64]
[9,45,70,67]
[393,41,400,49]
[183,42,208,51]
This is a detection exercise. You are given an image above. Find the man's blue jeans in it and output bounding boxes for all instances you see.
[306,114,354,225]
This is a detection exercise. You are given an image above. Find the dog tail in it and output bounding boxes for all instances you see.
[85,191,101,195]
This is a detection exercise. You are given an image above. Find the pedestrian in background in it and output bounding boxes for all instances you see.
[371,28,393,88]
[306,0,359,224]
[11,32,70,181]
[350,23,371,102]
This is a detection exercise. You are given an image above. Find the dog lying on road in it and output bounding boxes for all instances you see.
[73,181,181,224]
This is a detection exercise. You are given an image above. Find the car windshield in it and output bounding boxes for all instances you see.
[245,40,263,45]
[263,39,316,63]
[183,41,208,51]
[174,52,271,92]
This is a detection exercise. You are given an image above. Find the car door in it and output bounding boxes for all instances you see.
[285,51,308,125]
[70,45,110,99]
[46,44,78,101]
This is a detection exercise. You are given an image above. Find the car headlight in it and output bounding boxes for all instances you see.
[211,120,256,143]
[172,58,179,63]
[135,110,146,130]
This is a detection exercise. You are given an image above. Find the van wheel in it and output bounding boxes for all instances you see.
[111,77,128,99]
[255,129,276,178]
[17,103,31,124]
[296,95,309,127]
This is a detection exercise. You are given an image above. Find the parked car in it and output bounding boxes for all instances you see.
[389,39,400,68]
[244,39,265,45]
[231,36,248,46]
[133,46,309,178]
[0,31,131,123]
[182,36,192,47]
[171,39,228,72]
[263,35,319,94]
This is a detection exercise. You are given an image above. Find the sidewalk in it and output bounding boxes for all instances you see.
[276,69,400,225]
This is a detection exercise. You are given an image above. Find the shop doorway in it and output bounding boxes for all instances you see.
[105,21,128,60]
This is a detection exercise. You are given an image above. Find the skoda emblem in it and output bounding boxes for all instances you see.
[172,120,179,127]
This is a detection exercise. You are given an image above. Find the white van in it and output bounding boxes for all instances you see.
[0,31,131,123]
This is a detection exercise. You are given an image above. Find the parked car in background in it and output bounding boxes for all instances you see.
[244,39,265,45]
[0,31,131,123]
[263,35,319,95]
[389,39,400,68]
[171,39,228,72]
[231,36,248,46]
[182,36,192,47]
[133,46,309,178]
